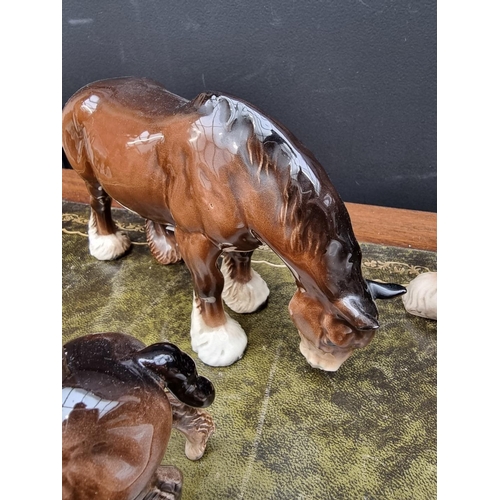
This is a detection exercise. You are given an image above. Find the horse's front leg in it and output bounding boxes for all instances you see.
[220,251,270,313]
[175,229,247,366]
[167,392,215,461]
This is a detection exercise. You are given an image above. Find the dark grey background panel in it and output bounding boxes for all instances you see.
[62,0,436,212]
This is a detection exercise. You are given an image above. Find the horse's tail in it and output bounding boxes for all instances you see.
[62,94,91,177]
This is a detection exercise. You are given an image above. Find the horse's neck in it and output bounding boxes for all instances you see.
[257,226,330,295]
[254,191,356,299]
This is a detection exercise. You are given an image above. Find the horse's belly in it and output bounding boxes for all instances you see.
[95,165,174,225]
[220,231,262,252]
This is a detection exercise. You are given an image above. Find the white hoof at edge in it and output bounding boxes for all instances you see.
[220,260,270,313]
[88,215,131,261]
[190,299,248,367]
[402,271,437,320]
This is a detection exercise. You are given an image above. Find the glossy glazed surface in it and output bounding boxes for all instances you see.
[62,333,215,499]
[62,77,405,370]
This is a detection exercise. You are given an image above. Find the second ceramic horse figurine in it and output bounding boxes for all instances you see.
[62,332,215,499]
[62,77,405,371]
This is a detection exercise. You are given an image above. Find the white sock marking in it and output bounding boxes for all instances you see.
[190,296,248,366]
[220,258,270,313]
[88,212,131,260]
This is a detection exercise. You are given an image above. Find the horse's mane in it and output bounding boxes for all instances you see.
[192,92,354,257]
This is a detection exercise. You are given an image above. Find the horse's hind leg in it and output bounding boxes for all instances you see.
[86,181,131,260]
[167,392,215,460]
[175,228,247,367]
[220,251,270,313]
[145,220,182,265]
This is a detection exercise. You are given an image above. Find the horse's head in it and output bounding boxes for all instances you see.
[288,238,406,371]
[289,280,405,371]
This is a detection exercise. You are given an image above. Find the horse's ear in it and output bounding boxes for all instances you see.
[366,280,407,300]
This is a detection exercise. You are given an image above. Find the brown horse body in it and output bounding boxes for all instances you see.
[62,77,404,371]
[62,332,215,500]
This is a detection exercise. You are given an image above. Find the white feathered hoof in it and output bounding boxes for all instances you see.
[220,261,270,314]
[190,300,248,367]
[88,214,131,260]
[184,411,215,461]
[402,271,437,320]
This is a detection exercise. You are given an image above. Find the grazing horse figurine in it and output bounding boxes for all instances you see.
[62,332,216,500]
[62,77,405,371]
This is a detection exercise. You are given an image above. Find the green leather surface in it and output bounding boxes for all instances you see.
[63,201,437,500]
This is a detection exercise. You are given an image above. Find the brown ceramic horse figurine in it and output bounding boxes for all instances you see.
[62,77,405,371]
[62,332,216,500]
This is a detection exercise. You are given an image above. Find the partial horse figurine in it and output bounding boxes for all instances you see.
[62,332,216,500]
[62,77,406,371]
[402,272,437,320]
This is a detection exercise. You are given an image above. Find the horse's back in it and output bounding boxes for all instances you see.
[61,77,190,161]
[62,78,197,223]
[63,77,189,119]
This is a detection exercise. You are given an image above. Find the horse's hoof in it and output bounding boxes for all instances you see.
[402,271,437,320]
[190,304,247,366]
[88,214,131,260]
[145,219,183,265]
[184,411,216,460]
[88,231,131,260]
[220,263,270,313]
